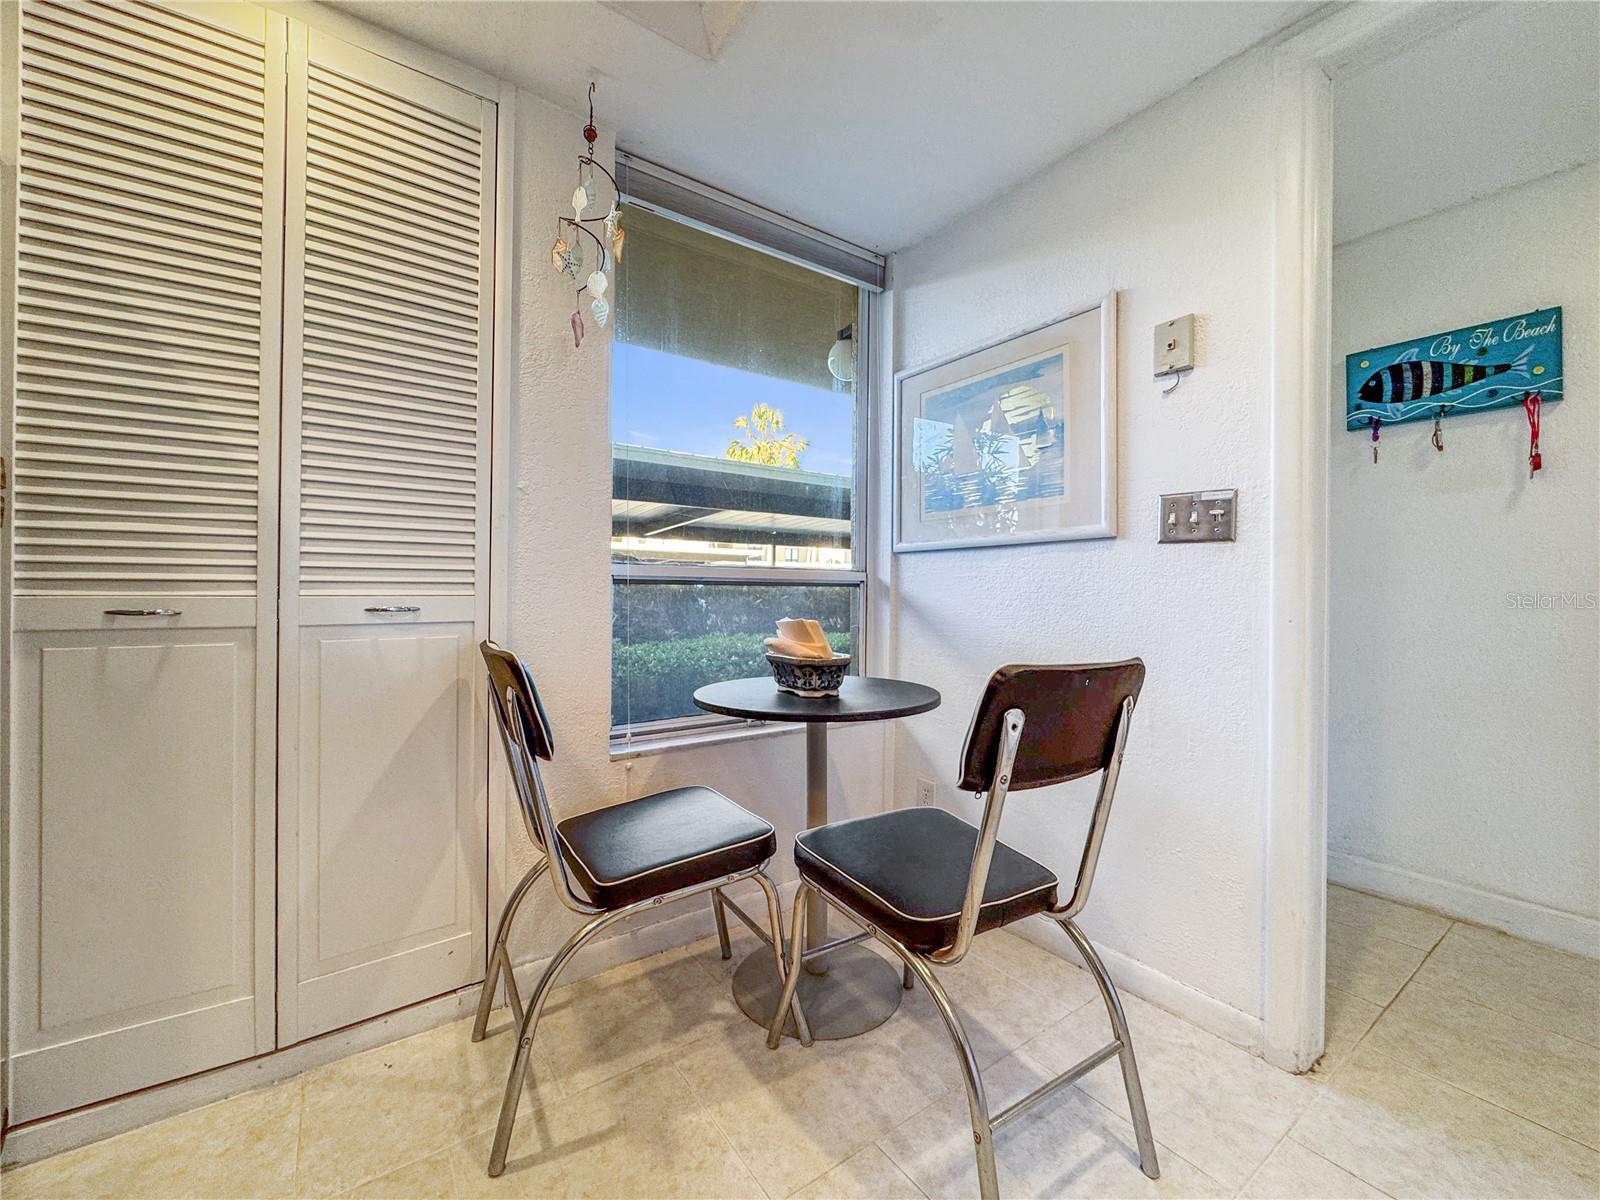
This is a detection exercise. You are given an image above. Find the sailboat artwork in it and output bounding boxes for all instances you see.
[1345,307,1563,430]
[895,295,1116,553]
[912,348,1067,522]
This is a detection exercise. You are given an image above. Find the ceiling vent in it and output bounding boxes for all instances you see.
[601,1,754,61]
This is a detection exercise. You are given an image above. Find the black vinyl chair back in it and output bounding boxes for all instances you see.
[958,659,1145,793]
[481,639,555,761]
[479,640,602,914]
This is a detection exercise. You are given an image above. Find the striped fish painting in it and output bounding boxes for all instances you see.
[1346,308,1561,430]
[1356,356,1521,408]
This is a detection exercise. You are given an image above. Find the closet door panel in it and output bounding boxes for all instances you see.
[9,627,262,1119]
[7,0,282,1121]
[279,26,492,1043]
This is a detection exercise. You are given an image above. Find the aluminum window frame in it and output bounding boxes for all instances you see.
[609,220,874,745]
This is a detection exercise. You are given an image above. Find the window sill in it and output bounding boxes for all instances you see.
[608,720,801,761]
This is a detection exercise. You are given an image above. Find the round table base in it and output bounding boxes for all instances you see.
[732,944,905,1040]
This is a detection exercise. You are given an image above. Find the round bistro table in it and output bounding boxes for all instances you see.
[693,675,941,1039]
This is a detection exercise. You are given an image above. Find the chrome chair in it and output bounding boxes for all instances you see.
[474,641,808,1176]
[766,660,1158,1199]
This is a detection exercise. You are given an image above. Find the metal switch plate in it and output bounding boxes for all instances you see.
[1159,489,1236,543]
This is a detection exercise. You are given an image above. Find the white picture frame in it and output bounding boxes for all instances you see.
[893,291,1117,553]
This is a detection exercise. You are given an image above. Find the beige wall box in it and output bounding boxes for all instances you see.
[1155,314,1195,377]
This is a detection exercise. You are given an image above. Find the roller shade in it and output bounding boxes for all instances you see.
[616,152,885,292]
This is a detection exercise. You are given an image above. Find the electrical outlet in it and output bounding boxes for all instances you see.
[916,778,936,807]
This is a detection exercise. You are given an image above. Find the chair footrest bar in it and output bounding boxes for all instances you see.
[719,895,776,947]
[801,929,872,962]
[991,1039,1123,1131]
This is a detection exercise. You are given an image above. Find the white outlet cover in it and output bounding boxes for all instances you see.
[1155,313,1194,377]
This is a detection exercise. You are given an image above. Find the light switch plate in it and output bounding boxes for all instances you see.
[1159,489,1236,543]
[1155,314,1195,377]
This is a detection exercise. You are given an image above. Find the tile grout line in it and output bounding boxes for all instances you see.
[1265,914,1459,1198]
[1295,908,1598,1194]
[1338,1037,1600,1157]
[665,1057,774,1200]
[1317,917,1455,1083]
[1289,1135,1398,1199]
[1326,915,1600,1150]
[1231,1125,1295,1199]
[293,1076,308,1195]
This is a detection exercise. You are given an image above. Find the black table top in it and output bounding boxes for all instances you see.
[693,675,942,724]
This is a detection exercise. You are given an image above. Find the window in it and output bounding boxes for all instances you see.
[610,203,867,738]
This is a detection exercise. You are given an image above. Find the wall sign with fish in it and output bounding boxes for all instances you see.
[1345,306,1562,432]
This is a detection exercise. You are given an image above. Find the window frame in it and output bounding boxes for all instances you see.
[607,215,875,746]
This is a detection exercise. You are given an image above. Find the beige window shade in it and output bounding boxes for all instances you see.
[616,205,858,392]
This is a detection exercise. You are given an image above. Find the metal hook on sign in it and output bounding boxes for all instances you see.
[1432,407,1445,452]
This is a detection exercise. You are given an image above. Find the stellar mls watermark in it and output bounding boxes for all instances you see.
[1505,590,1599,610]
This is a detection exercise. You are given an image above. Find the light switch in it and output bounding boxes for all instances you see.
[1155,314,1195,378]
[1159,490,1236,543]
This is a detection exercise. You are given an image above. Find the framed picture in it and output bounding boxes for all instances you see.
[894,292,1117,553]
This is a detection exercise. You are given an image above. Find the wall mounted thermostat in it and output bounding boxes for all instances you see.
[1159,489,1236,543]
[1155,314,1195,379]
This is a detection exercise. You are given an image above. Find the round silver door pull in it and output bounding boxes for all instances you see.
[103,608,182,617]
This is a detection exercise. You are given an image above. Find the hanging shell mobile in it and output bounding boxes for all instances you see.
[552,83,621,346]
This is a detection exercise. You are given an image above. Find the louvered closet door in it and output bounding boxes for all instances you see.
[278,25,494,1042]
[7,0,282,1119]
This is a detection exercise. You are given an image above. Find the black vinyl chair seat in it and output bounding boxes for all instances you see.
[794,808,1058,954]
[556,786,777,909]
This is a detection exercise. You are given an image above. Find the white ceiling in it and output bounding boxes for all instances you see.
[1333,2,1600,246]
[326,0,1313,252]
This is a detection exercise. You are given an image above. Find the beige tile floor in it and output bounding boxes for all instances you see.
[5,886,1597,1199]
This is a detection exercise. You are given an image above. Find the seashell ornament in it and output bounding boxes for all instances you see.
[570,309,584,348]
[590,296,609,327]
[571,184,588,218]
[550,237,569,273]
[586,270,608,298]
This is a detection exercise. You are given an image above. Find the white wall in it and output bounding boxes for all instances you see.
[1328,164,1600,956]
[1331,3,1600,245]
[886,49,1280,1046]
[501,90,888,973]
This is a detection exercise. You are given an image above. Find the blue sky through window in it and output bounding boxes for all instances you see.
[610,343,854,476]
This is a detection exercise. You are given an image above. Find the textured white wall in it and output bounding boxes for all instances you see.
[1328,164,1600,956]
[501,90,887,971]
[886,51,1278,1040]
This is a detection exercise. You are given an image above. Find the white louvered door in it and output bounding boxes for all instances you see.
[276,25,493,1042]
[7,0,282,1119]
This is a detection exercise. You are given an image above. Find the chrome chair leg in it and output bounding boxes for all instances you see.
[472,859,549,1043]
[766,881,814,1048]
[889,947,999,1200]
[752,871,814,1045]
[711,888,733,960]
[488,908,628,1177]
[1056,917,1159,1180]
